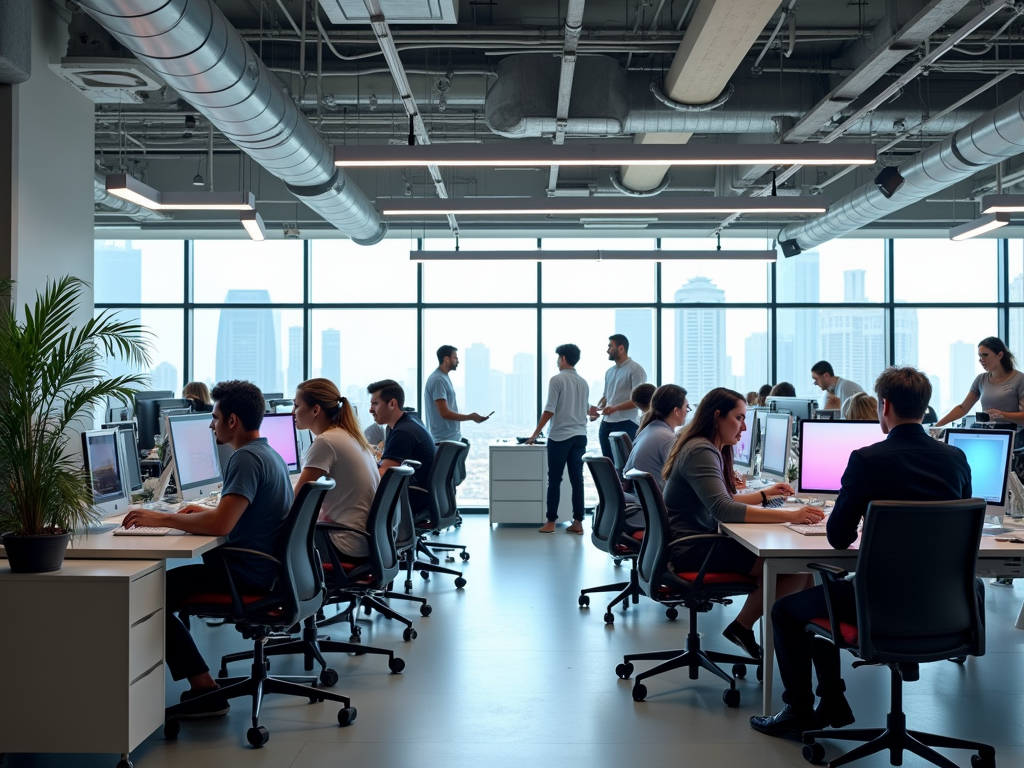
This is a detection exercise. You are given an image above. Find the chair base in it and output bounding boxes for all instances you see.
[579,556,641,613]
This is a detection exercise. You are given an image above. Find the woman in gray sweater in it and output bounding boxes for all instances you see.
[662,388,823,659]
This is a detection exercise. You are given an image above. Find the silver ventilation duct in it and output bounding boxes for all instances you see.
[77,0,385,244]
[778,86,1024,250]
[94,172,170,221]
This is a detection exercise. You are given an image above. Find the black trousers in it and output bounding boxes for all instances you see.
[599,419,639,460]
[546,435,587,522]
[772,578,987,710]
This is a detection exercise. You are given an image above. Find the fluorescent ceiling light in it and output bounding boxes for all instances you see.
[981,195,1024,214]
[412,250,777,261]
[949,213,1010,241]
[240,210,267,241]
[381,197,829,216]
[336,144,876,168]
[105,174,256,211]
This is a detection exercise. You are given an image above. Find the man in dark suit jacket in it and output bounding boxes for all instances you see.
[750,366,973,740]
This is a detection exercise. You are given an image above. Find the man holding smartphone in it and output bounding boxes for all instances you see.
[423,344,492,443]
[589,334,647,459]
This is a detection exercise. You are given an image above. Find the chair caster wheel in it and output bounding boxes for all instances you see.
[578,594,590,607]
[756,665,763,682]
[116,759,134,768]
[163,719,179,740]
[349,634,361,644]
[460,551,470,561]
[665,607,679,621]
[389,657,406,674]
[420,603,432,617]
[363,604,372,615]
[403,627,418,641]
[420,571,430,580]
[338,707,357,727]
[631,683,647,702]
[404,579,414,592]
[455,577,467,588]
[949,656,967,664]
[615,662,634,679]
[246,726,269,747]
[803,742,826,765]
[217,668,228,678]
[445,555,456,563]
[604,612,614,625]
[613,557,623,566]
[732,664,746,678]
[723,688,741,708]
[320,668,339,687]
[971,749,996,768]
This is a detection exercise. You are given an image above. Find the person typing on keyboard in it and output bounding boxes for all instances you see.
[122,380,293,718]
[751,367,976,742]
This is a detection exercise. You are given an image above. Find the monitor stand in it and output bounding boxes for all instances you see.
[152,458,177,502]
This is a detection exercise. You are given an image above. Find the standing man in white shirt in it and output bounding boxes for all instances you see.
[589,334,648,459]
[423,345,490,442]
[810,360,865,418]
[528,343,590,534]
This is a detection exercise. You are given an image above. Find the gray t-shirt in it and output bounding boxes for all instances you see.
[662,437,748,540]
[623,420,676,489]
[207,437,294,589]
[970,369,1024,414]
[829,377,865,418]
[303,429,380,558]
[423,368,461,442]
[603,358,647,424]
[543,367,590,442]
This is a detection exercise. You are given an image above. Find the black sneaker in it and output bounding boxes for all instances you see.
[723,620,762,659]
[749,705,818,740]
[177,686,230,718]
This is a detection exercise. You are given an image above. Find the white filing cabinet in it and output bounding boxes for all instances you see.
[489,440,573,524]
[0,559,166,762]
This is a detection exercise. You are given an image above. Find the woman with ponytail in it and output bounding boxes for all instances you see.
[292,378,379,560]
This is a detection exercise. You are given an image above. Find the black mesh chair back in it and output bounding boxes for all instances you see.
[364,465,414,586]
[585,455,631,554]
[626,469,671,598]
[608,431,633,477]
[425,440,466,530]
[395,459,422,551]
[453,437,470,487]
[854,499,986,663]
[279,476,336,621]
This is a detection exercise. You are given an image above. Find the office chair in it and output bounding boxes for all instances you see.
[578,456,644,622]
[452,437,470,527]
[608,431,633,479]
[615,470,761,707]
[217,468,416,680]
[801,499,994,768]
[164,477,357,748]
[409,441,470,585]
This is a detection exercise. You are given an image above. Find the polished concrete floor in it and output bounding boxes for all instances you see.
[9,516,1024,768]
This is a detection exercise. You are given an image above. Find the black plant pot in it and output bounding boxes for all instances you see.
[1,532,72,573]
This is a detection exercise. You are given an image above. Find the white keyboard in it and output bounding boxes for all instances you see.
[789,523,829,536]
[113,526,172,536]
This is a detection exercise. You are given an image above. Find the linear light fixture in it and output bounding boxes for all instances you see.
[105,174,256,211]
[240,210,267,241]
[411,249,777,261]
[980,194,1024,214]
[380,197,829,217]
[336,143,876,169]
[949,213,1010,241]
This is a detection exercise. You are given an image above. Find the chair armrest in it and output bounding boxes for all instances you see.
[807,562,851,581]
[217,546,281,564]
[409,485,428,494]
[206,548,281,619]
[664,533,732,591]
[806,563,855,648]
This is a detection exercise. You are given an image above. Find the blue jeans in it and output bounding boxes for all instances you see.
[599,418,639,459]
[546,435,587,522]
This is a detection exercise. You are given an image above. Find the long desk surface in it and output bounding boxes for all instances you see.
[720,522,1024,715]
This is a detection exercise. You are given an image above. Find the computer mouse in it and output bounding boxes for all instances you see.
[786,496,798,503]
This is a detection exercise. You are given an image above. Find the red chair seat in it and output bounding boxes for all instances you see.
[322,561,362,573]
[678,572,757,585]
[181,592,285,617]
[631,530,645,541]
[809,616,859,645]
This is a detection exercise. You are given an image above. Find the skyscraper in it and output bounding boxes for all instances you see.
[95,242,143,383]
[505,352,535,424]
[950,341,976,415]
[893,303,919,369]
[927,373,942,416]
[1010,274,1024,352]
[674,277,726,403]
[775,251,820,393]
[614,309,653,378]
[214,290,281,391]
[151,361,178,394]
[287,326,304,395]
[321,328,341,386]
[743,332,768,394]
[464,343,491,415]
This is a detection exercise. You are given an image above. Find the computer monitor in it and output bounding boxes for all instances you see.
[165,412,223,501]
[102,422,143,493]
[944,428,1014,516]
[767,396,817,434]
[798,420,887,497]
[814,409,840,421]
[735,406,766,471]
[81,428,130,517]
[135,397,189,450]
[760,413,793,481]
[261,412,300,472]
[297,427,313,465]
[260,392,284,412]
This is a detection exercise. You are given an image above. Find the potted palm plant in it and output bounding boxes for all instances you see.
[0,276,150,572]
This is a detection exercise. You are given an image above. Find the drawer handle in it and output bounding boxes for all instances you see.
[131,608,162,628]
[131,661,163,686]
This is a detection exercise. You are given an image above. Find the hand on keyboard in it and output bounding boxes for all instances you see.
[782,505,827,525]
[763,496,785,508]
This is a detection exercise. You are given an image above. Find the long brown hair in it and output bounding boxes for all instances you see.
[638,384,687,432]
[182,381,212,404]
[295,378,371,452]
[662,387,745,494]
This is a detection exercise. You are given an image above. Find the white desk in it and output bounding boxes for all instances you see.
[0,560,166,763]
[488,440,573,524]
[720,522,1024,715]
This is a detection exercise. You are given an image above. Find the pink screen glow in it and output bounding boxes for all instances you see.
[799,421,887,493]
[262,414,298,469]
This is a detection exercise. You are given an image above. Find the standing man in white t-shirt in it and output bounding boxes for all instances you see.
[589,334,647,459]
[810,360,865,418]
[423,345,490,442]
[528,343,590,534]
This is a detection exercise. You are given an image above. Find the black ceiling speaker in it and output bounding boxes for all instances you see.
[874,166,906,199]
[779,238,803,258]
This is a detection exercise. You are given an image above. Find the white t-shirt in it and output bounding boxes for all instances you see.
[302,429,380,558]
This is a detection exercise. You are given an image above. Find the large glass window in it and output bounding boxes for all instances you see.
[193,308,303,395]
[661,238,770,304]
[422,238,537,303]
[777,238,884,304]
[95,240,184,304]
[541,238,657,303]
[193,240,304,304]
[893,239,998,304]
[311,238,417,304]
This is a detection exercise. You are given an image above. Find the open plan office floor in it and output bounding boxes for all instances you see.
[9,516,1024,768]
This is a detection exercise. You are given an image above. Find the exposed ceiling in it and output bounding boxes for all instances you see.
[73,0,1024,243]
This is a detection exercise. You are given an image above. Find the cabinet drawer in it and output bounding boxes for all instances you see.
[490,501,544,524]
[490,480,543,501]
[129,661,165,751]
[130,568,164,624]
[129,609,163,681]
[491,449,543,480]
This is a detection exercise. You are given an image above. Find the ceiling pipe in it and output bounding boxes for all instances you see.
[547,0,587,193]
[76,0,386,244]
[777,86,1024,251]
